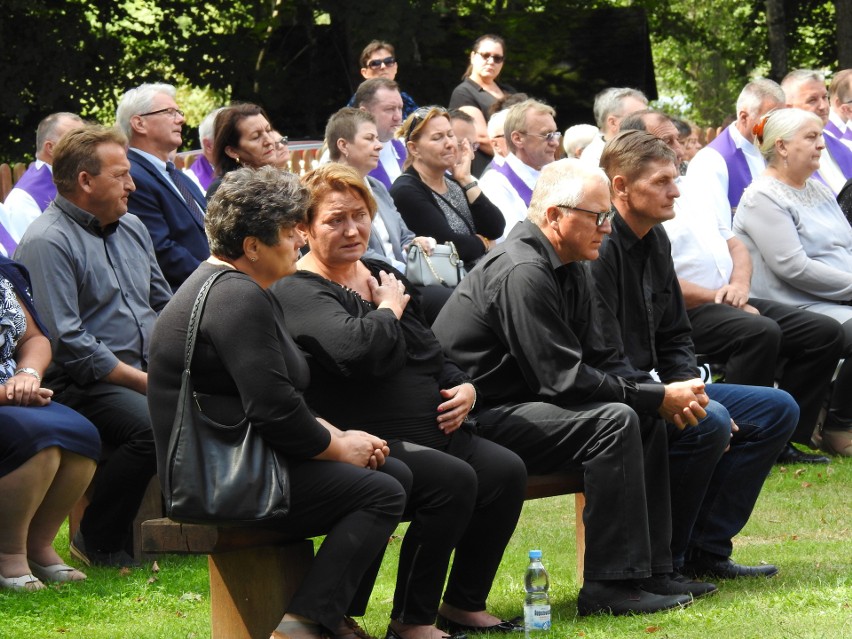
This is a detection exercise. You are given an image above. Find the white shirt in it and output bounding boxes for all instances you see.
[579,133,605,167]
[478,153,540,242]
[0,201,14,257]
[663,177,734,291]
[3,159,50,243]
[686,124,765,231]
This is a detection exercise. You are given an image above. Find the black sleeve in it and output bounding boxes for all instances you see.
[467,189,506,239]
[200,274,331,458]
[391,175,487,264]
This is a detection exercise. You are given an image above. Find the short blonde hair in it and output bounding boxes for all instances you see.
[756,107,823,165]
[301,163,377,225]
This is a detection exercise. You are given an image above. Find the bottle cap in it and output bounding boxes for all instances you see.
[529,549,542,559]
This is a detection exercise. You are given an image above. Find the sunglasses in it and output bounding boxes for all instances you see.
[405,106,449,142]
[557,205,615,227]
[367,56,397,69]
[476,51,505,64]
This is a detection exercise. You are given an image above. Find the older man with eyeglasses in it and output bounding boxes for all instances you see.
[116,82,209,290]
[479,99,561,241]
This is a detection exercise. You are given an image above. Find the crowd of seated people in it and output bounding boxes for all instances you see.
[2,32,852,639]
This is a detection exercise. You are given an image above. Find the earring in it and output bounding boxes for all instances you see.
[236,156,241,164]
[783,155,788,169]
[250,256,258,262]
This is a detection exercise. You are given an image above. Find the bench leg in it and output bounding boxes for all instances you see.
[574,493,585,585]
[209,540,314,639]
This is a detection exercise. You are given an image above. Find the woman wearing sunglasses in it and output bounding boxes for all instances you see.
[449,35,515,175]
[348,40,419,119]
[390,107,505,268]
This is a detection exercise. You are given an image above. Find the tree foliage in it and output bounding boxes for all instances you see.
[0,0,846,162]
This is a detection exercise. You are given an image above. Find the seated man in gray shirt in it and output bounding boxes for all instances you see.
[15,125,172,567]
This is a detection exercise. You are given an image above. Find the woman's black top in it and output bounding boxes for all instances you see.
[390,166,505,267]
[147,263,331,473]
[270,259,470,451]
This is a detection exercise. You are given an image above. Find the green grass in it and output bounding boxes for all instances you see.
[1,459,849,639]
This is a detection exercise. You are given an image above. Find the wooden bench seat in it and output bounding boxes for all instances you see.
[141,472,584,639]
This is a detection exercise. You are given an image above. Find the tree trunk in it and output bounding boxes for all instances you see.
[765,0,787,82]
[837,0,852,68]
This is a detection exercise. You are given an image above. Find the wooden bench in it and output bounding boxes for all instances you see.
[141,472,584,639]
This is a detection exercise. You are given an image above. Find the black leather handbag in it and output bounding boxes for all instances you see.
[162,270,290,524]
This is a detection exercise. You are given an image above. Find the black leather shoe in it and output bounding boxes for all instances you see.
[436,614,523,634]
[682,549,778,579]
[776,443,830,465]
[577,580,692,616]
[386,626,466,639]
[640,572,717,598]
[70,530,139,568]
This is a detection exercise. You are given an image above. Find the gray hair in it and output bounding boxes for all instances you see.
[757,107,823,165]
[199,107,225,144]
[115,82,177,138]
[736,78,785,117]
[36,112,83,153]
[504,99,556,153]
[592,87,648,129]
[205,166,310,259]
[781,69,826,104]
[528,158,610,226]
[487,109,508,138]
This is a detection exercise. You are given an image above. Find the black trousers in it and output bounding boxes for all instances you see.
[475,401,673,581]
[370,432,527,624]
[58,381,157,553]
[268,457,407,630]
[687,298,844,445]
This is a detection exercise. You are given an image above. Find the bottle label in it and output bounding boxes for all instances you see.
[524,604,551,631]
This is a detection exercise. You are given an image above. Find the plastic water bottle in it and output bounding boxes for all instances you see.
[524,549,551,635]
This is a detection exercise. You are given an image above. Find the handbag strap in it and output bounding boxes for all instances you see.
[415,242,461,287]
[184,270,231,370]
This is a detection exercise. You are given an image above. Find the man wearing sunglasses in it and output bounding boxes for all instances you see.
[116,83,209,290]
[347,40,419,120]
[479,99,561,242]
[434,158,714,616]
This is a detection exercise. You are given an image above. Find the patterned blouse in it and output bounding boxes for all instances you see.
[0,275,26,383]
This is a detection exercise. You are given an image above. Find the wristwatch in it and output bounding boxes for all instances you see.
[462,180,478,192]
[14,367,42,384]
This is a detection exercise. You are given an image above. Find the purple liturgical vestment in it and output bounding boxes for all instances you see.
[368,139,406,190]
[12,163,57,212]
[491,159,534,207]
[706,127,753,213]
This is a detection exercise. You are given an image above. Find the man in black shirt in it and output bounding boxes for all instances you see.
[591,130,796,581]
[433,158,712,616]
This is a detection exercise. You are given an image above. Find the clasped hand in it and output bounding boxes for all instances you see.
[0,375,52,407]
[369,270,410,319]
[341,430,390,470]
[659,378,709,430]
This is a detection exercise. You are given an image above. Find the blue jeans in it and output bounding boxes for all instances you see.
[667,383,797,566]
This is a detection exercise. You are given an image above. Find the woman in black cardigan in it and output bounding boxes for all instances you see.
[390,107,504,267]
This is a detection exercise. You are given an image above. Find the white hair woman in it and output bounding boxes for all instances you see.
[733,107,852,456]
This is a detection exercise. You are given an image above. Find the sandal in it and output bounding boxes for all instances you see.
[271,620,329,639]
[338,617,378,639]
[28,560,87,583]
[0,573,45,591]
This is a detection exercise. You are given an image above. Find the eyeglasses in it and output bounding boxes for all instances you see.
[557,205,615,227]
[476,51,505,64]
[522,130,562,143]
[367,56,396,69]
[138,107,185,120]
[405,106,449,142]
[277,136,289,146]
[459,139,480,153]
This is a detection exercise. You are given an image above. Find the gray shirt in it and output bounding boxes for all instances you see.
[733,175,852,306]
[14,194,172,386]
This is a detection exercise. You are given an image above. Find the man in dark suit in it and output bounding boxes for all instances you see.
[116,83,209,289]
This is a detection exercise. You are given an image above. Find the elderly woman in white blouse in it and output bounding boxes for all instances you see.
[733,107,852,456]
